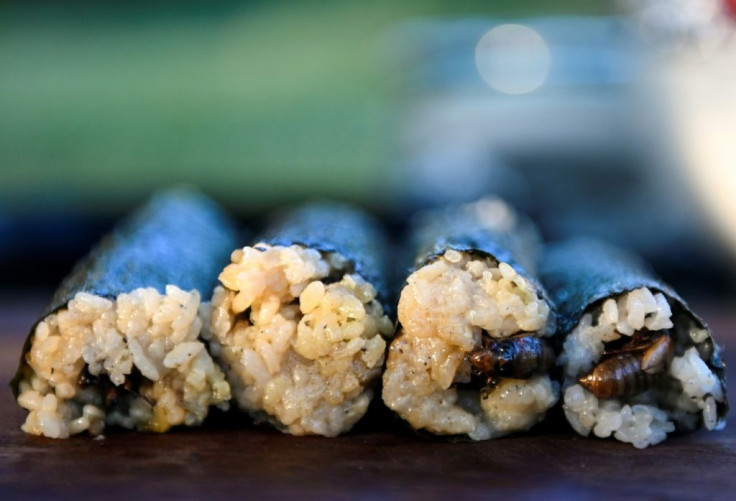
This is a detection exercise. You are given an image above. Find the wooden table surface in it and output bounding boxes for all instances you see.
[1,292,734,500]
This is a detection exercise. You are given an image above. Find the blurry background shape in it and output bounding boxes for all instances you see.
[630,0,736,264]
[0,0,611,218]
[475,24,551,95]
[397,134,530,208]
[389,13,735,290]
[630,0,733,56]
[0,0,735,295]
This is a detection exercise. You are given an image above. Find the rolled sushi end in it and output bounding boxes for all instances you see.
[382,250,557,440]
[15,286,231,439]
[207,244,394,437]
[561,287,726,449]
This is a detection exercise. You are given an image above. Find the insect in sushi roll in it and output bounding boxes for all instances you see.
[206,202,395,437]
[540,238,728,448]
[12,188,238,438]
[382,198,558,440]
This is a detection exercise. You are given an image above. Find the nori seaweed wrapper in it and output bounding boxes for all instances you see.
[539,237,728,424]
[405,198,552,309]
[12,187,239,396]
[256,201,392,314]
[383,198,557,441]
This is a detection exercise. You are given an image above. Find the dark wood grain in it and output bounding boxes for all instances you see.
[1,293,734,500]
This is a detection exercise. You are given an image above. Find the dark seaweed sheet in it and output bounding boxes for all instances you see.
[391,199,557,439]
[45,187,239,314]
[539,237,727,422]
[11,187,239,396]
[257,202,392,314]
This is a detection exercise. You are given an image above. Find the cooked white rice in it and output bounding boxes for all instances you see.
[206,244,394,437]
[382,249,556,440]
[16,286,231,439]
[561,287,726,448]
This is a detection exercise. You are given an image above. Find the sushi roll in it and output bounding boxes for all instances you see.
[382,198,558,440]
[12,188,238,438]
[206,203,394,436]
[540,238,728,448]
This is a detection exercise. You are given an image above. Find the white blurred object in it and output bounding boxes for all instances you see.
[656,39,736,260]
[399,132,529,206]
[628,0,734,57]
[388,17,663,245]
[627,0,736,260]
[475,24,551,94]
[389,14,734,269]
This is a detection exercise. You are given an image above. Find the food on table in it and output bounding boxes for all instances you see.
[540,238,728,448]
[382,198,558,440]
[206,202,394,436]
[12,188,238,438]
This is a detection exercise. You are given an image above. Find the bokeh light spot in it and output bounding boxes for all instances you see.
[475,24,551,94]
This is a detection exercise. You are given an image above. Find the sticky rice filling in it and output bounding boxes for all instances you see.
[561,287,726,448]
[382,249,556,441]
[207,244,394,437]
[16,286,231,439]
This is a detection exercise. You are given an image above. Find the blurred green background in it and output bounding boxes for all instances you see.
[0,0,610,215]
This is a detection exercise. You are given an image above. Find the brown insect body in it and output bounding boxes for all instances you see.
[77,367,149,409]
[579,331,673,399]
[640,334,672,374]
[469,335,554,382]
[578,353,662,400]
